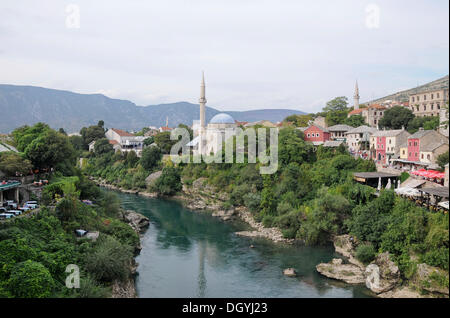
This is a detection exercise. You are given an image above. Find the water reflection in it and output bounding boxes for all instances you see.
[114,191,373,298]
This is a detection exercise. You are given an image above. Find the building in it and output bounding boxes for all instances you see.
[302,124,330,145]
[105,128,145,156]
[409,88,449,117]
[189,73,238,155]
[406,129,448,166]
[370,129,410,164]
[347,104,387,128]
[159,117,173,132]
[312,116,327,128]
[345,125,378,153]
[328,124,353,141]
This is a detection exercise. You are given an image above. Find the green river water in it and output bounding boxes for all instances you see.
[114,191,374,298]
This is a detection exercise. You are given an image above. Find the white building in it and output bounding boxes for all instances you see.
[105,128,145,156]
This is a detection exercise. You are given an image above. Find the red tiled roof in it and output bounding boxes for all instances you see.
[235,120,249,126]
[160,126,172,131]
[109,140,119,145]
[368,104,386,110]
[111,128,134,137]
[348,109,363,115]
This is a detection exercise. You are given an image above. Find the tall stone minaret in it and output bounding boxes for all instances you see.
[198,71,207,155]
[199,71,207,129]
[354,80,360,110]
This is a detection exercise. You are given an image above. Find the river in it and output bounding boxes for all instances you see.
[115,191,373,298]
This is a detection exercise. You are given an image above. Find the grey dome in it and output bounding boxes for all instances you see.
[209,113,235,124]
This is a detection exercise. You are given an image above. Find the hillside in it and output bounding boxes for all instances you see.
[0,84,305,133]
[368,75,449,104]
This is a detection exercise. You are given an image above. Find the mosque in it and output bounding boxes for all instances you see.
[188,73,238,155]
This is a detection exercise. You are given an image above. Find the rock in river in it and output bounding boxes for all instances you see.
[316,259,365,284]
[283,268,297,277]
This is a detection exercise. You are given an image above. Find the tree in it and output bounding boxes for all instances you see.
[178,124,193,140]
[0,152,32,176]
[283,114,313,127]
[7,260,55,298]
[152,167,181,195]
[143,136,154,146]
[326,110,349,126]
[12,122,51,152]
[94,138,114,155]
[80,124,106,148]
[140,146,162,171]
[378,106,414,130]
[436,151,449,170]
[69,135,84,153]
[323,96,348,113]
[154,132,176,154]
[345,115,366,127]
[24,130,76,171]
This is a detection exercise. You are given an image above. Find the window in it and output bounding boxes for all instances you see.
[437,93,440,98]
[412,97,415,102]
[437,103,440,109]
[416,106,419,111]
[409,142,411,146]
[424,105,427,111]
[307,133,310,137]
[414,141,417,146]
[427,154,430,160]
[389,139,392,144]
[374,111,377,115]
[431,104,434,110]
[402,150,405,155]
[424,95,427,100]
[415,153,418,157]
[409,152,412,157]
[374,119,377,124]
[316,133,320,137]
[417,96,420,101]
[421,154,424,159]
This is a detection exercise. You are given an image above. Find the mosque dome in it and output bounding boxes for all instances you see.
[209,113,235,124]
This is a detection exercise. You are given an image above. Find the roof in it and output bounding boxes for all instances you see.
[409,129,433,139]
[420,140,448,152]
[305,124,329,133]
[0,143,18,153]
[235,120,249,126]
[353,172,400,180]
[348,109,364,116]
[209,113,235,124]
[159,126,172,131]
[372,129,407,138]
[328,124,354,132]
[418,187,449,199]
[109,140,119,145]
[368,104,387,110]
[111,128,134,137]
[346,125,378,134]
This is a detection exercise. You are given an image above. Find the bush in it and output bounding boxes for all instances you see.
[84,235,132,282]
[7,260,55,298]
[355,244,376,264]
[151,167,181,195]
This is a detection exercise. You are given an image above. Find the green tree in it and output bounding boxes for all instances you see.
[140,146,162,171]
[436,151,449,170]
[94,138,114,155]
[7,260,55,298]
[154,132,176,154]
[0,152,32,176]
[378,106,414,130]
[152,166,181,195]
[80,124,106,148]
[323,96,349,112]
[69,135,85,153]
[326,110,349,126]
[24,129,76,172]
[345,115,366,127]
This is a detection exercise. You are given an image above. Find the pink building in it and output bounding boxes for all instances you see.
[302,125,330,145]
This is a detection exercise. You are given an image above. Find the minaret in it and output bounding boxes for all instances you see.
[166,116,168,127]
[198,72,207,155]
[199,71,206,129]
[354,80,360,110]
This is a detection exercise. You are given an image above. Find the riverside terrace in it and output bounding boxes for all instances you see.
[353,172,401,189]
[0,180,20,205]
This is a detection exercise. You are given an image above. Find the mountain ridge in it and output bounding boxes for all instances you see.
[0,84,306,133]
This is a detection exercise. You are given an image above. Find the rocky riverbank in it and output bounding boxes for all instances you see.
[315,235,449,298]
[174,178,294,244]
[111,209,150,298]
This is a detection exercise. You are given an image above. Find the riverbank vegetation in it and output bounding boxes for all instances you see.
[0,123,140,298]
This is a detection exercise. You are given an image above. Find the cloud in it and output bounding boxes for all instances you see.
[0,0,448,112]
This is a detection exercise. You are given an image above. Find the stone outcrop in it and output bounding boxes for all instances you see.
[333,235,364,269]
[145,171,162,186]
[413,263,449,296]
[316,258,365,284]
[122,210,150,234]
[283,268,297,277]
[365,252,400,294]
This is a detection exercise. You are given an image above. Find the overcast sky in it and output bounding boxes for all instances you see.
[0,0,448,113]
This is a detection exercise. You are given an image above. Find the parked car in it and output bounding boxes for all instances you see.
[19,206,31,212]
[0,213,15,219]
[25,201,38,205]
[0,207,7,213]
[6,210,22,216]
[25,203,39,209]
